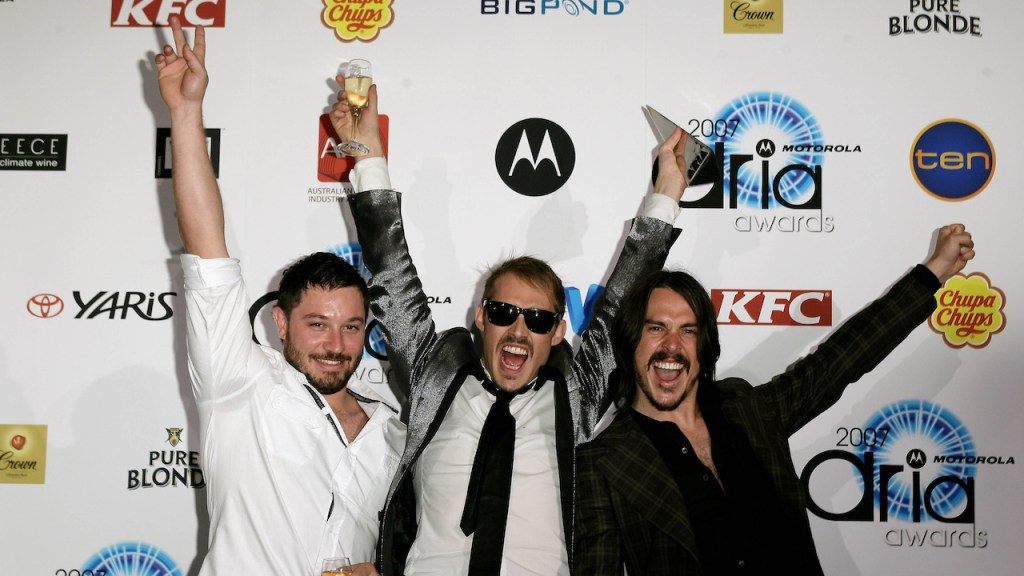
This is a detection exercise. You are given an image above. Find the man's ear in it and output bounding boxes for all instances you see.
[550,318,566,346]
[272,306,288,342]
[474,303,486,332]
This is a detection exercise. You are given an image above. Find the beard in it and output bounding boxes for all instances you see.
[636,351,694,412]
[283,339,360,395]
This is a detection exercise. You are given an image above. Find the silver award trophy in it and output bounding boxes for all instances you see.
[644,105,718,188]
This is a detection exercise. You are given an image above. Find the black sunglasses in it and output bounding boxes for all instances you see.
[482,300,561,335]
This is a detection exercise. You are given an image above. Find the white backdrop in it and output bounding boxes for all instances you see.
[2,1,1021,575]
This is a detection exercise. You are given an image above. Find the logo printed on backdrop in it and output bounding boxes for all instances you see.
[128,427,205,490]
[110,0,227,27]
[929,272,1005,348]
[0,134,68,171]
[565,285,604,335]
[322,0,395,42]
[26,292,175,320]
[800,400,1007,548]
[155,128,221,179]
[889,0,982,37]
[669,92,862,233]
[495,118,576,197]
[0,424,47,484]
[480,0,626,16]
[26,294,65,318]
[315,113,390,203]
[911,119,994,201]
[83,542,184,576]
[712,288,832,326]
[724,0,783,34]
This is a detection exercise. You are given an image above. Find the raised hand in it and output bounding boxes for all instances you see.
[925,224,976,283]
[329,75,385,159]
[653,127,688,202]
[155,15,208,114]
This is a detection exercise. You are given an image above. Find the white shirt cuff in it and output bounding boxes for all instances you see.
[642,193,680,225]
[181,254,241,289]
[350,157,392,193]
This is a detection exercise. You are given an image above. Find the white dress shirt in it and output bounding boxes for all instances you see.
[182,254,405,576]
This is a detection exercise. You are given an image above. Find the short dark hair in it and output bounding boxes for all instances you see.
[276,252,369,317]
[610,269,721,404]
[482,256,566,315]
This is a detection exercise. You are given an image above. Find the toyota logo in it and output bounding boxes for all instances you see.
[27,293,64,318]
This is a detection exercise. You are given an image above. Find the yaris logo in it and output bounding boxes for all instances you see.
[110,0,227,27]
[711,289,832,326]
[26,294,64,318]
[495,118,575,197]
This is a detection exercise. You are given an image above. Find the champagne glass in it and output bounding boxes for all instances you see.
[336,59,373,157]
[321,556,353,576]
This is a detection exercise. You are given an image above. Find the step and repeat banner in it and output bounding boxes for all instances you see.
[2,1,1021,574]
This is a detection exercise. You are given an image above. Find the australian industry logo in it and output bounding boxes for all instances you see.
[929,273,1005,348]
[322,0,395,42]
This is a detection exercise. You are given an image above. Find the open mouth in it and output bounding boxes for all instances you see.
[312,355,349,371]
[499,343,529,373]
[652,359,685,382]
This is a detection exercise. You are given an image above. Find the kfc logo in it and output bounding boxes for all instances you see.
[111,0,227,27]
[712,289,832,326]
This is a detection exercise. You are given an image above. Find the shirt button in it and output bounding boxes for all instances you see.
[702,474,710,482]
[680,447,688,454]
[738,560,746,568]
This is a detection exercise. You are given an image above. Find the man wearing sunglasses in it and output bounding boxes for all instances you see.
[330,82,688,575]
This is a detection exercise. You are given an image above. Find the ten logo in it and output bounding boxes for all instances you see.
[111,0,227,27]
[911,119,994,202]
[495,118,575,197]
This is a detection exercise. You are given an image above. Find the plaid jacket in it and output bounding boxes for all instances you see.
[574,266,940,575]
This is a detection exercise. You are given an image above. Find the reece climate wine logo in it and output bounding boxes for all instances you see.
[495,118,576,197]
[321,0,395,42]
[929,273,1006,349]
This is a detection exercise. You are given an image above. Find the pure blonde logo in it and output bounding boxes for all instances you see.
[322,0,395,42]
[929,273,1006,348]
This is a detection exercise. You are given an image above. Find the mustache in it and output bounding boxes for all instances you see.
[498,334,532,352]
[647,351,691,372]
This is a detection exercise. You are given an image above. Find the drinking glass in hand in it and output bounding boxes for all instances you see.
[321,556,353,576]
[336,59,373,157]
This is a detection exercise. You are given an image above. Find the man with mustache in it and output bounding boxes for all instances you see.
[157,18,401,575]
[574,225,975,575]
[330,80,689,574]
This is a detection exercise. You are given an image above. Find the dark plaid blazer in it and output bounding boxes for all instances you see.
[574,266,940,575]
[350,189,679,575]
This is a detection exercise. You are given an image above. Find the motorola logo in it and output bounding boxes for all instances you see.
[494,118,575,197]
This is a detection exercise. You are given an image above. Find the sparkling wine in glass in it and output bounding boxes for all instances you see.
[321,556,353,576]
[337,59,373,157]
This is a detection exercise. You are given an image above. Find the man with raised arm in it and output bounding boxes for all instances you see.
[573,224,975,575]
[156,18,400,576]
[330,78,692,575]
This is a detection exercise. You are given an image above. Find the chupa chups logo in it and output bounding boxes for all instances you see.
[495,118,576,197]
[317,113,390,184]
[712,289,832,326]
[724,0,783,34]
[156,127,221,179]
[10,435,26,451]
[110,0,227,27]
[929,273,1005,348]
[0,134,68,171]
[911,119,994,202]
[83,542,183,575]
[26,294,65,318]
[322,0,395,42]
